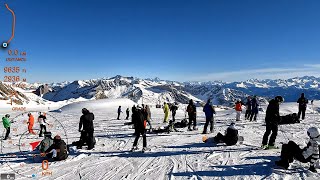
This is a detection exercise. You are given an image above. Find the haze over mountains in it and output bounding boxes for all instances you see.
[1,76,319,107]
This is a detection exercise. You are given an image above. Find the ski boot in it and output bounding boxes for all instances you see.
[261,144,268,149]
[275,160,289,169]
[142,147,150,153]
[193,126,198,131]
[131,146,138,152]
[309,165,317,173]
[266,145,278,150]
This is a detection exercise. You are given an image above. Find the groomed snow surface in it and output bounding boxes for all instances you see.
[1,99,320,180]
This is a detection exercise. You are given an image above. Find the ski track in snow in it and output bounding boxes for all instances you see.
[1,100,320,180]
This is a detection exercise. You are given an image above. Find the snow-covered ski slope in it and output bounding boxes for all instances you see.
[1,99,320,180]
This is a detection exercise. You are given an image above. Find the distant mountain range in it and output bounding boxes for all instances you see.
[1,76,319,107]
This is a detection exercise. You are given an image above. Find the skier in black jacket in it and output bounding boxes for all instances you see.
[44,135,68,161]
[187,99,197,131]
[126,108,130,120]
[297,93,308,120]
[245,96,252,120]
[262,96,284,149]
[131,107,148,152]
[170,103,178,122]
[250,96,259,121]
[117,106,122,120]
[79,108,95,150]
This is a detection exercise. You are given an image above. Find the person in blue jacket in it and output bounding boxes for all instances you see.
[202,99,216,134]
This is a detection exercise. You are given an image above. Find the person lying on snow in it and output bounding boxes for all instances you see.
[213,122,239,146]
[275,127,320,173]
[151,119,188,134]
[41,135,68,161]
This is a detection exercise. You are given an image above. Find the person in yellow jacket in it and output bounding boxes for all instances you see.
[163,102,170,123]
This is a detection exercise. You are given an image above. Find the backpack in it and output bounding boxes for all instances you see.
[133,109,146,131]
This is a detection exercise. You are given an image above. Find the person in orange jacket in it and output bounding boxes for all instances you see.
[235,100,243,121]
[27,113,36,135]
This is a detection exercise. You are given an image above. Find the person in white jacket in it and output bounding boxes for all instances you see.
[275,127,320,172]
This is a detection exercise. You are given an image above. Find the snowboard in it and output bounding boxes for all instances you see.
[263,145,279,150]
[202,136,244,145]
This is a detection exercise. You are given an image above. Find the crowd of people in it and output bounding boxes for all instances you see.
[1,93,319,172]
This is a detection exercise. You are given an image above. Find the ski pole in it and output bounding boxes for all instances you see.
[311,100,315,122]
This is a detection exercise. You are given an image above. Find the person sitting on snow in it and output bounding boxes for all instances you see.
[275,127,320,173]
[42,135,68,161]
[213,122,239,146]
[39,132,54,153]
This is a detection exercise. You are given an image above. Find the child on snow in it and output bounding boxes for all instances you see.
[275,127,320,173]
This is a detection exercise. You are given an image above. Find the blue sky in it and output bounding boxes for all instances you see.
[1,0,320,83]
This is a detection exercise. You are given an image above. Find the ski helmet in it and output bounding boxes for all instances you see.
[307,127,320,139]
[82,108,89,114]
[275,96,284,103]
[5,114,10,118]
